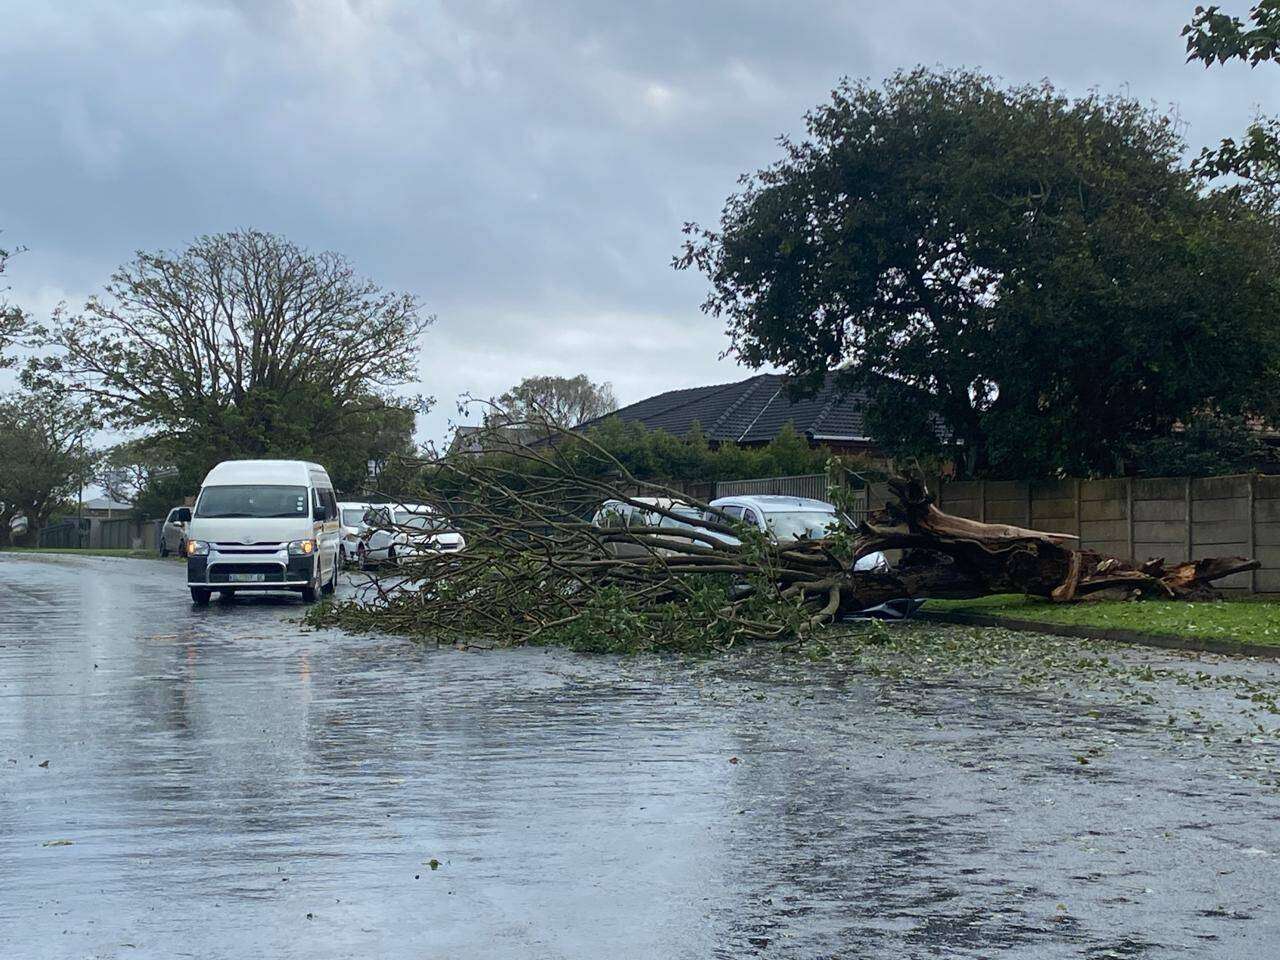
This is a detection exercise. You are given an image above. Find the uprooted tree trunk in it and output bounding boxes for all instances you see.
[848,476,1258,607]
[316,416,1258,651]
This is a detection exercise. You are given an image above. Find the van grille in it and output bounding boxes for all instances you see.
[214,541,284,555]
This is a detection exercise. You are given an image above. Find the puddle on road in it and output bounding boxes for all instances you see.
[0,554,1278,959]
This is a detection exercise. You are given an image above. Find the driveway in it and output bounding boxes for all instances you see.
[0,552,1277,958]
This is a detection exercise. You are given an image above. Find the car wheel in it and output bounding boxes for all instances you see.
[300,562,319,603]
[178,539,187,558]
[159,538,169,558]
[387,545,397,567]
[190,587,211,606]
[358,543,371,571]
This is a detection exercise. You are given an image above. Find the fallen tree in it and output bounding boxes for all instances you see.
[317,420,1259,652]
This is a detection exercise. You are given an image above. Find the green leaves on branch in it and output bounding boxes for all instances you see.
[1184,2,1280,67]
[1184,5,1280,200]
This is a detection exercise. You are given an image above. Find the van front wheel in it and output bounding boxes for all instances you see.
[190,588,211,606]
[301,568,319,603]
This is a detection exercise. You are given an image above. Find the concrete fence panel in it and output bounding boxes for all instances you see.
[1131,477,1190,564]
[936,480,982,520]
[867,482,893,512]
[713,474,830,500]
[1187,475,1253,591]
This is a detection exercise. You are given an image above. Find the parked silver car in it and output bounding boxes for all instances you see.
[159,506,191,557]
[358,505,465,569]
[708,494,890,572]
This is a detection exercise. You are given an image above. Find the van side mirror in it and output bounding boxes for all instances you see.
[313,501,327,521]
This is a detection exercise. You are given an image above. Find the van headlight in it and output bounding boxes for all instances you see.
[187,540,209,557]
[288,539,316,556]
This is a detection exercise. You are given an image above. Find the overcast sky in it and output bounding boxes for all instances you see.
[2,0,1277,446]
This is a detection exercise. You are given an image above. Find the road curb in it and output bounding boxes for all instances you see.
[918,609,1280,660]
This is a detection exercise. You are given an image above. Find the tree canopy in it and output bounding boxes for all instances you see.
[489,374,619,438]
[0,387,96,543]
[32,230,429,493]
[678,68,1280,478]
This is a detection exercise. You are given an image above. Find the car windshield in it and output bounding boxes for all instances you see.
[401,515,444,532]
[196,485,308,519]
[764,510,838,542]
[341,508,365,526]
[658,506,706,531]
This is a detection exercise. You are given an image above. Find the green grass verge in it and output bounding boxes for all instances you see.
[0,547,158,559]
[928,593,1280,646]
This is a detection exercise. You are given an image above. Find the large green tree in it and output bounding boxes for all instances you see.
[32,230,429,494]
[677,68,1280,477]
[0,387,97,544]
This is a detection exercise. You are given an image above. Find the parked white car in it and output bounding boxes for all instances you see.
[337,501,372,566]
[358,504,465,568]
[708,494,890,572]
[159,506,191,557]
[590,497,714,558]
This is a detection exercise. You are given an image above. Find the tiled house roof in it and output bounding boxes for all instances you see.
[580,372,882,445]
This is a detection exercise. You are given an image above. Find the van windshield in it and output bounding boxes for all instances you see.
[196,485,309,519]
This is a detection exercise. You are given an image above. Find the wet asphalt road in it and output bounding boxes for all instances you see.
[1,554,1279,959]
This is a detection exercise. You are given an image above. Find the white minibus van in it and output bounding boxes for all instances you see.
[185,459,341,606]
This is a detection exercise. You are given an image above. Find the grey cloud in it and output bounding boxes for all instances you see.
[1,1,1276,443]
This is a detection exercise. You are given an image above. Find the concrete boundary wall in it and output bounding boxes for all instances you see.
[866,474,1280,595]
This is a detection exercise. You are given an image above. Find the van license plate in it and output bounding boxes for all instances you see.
[229,572,265,582]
